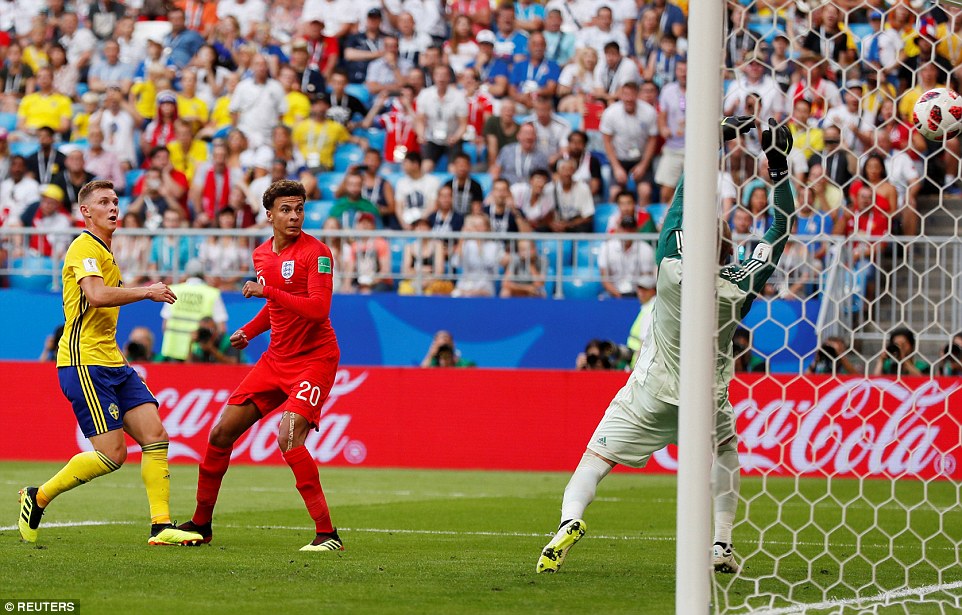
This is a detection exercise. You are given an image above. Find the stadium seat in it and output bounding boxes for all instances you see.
[384,172,405,188]
[333,144,364,171]
[389,237,408,275]
[315,172,344,200]
[125,169,145,195]
[538,239,573,269]
[303,200,334,228]
[11,140,39,157]
[0,112,17,132]
[574,240,603,268]
[354,127,385,153]
[345,83,371,107]
[558,112,582,132]
[212,125,232,141]
[9,257,55,291]
[431,171,453,186]
[561,266,602,300]
[593,203,617,232]
[471,173,492,194]
[118,196,132,214]
[462,140,485,166]
[849,23,873,52]
[646,203,668,228]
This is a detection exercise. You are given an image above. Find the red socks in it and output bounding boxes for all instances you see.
[283,445,333,534]
[193,444,232,525]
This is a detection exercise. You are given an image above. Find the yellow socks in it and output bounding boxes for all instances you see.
[38,451,120,507]
[141,441,171,525]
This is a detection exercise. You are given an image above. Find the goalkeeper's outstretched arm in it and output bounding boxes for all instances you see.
[654,116,754,268]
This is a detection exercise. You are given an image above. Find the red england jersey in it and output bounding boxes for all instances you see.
[241,232,338,361]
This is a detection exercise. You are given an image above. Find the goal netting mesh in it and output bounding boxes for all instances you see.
[711,1,962,612]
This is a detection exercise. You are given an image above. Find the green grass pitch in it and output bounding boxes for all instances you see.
[1,462,960,614]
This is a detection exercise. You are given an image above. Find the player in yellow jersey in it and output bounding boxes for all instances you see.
[17,180,204,547]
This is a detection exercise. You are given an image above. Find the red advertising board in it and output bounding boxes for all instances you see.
[1,362,959,479]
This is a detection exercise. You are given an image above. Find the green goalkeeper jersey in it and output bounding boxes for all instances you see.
[635,172,795,406]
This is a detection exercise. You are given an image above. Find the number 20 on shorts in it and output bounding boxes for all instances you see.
[295,380,323,406]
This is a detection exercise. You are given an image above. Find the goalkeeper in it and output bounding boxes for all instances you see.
[536,118,795,575]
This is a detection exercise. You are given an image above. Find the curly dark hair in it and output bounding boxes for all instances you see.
[262,179,307,211]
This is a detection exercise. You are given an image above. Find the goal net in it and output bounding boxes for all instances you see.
[709,1,962,612]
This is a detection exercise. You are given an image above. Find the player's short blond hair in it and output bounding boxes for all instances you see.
[78,180,115,205]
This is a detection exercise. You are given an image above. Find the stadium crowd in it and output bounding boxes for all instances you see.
[0,0,959,300]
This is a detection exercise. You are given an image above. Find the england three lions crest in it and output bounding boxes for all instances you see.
[281,260,295,279]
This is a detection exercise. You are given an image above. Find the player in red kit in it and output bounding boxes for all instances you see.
[178,180,344,552]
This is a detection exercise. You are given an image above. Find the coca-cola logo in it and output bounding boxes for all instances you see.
[652,379,960,479]
[76,369,370,465]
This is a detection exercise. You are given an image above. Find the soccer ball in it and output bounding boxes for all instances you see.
[912,88,962,141]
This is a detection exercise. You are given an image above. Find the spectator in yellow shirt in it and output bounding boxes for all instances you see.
[71,92,102,141]
[279,65,310,127]
[22,24,49,74]
[176,69,209,130]
[130,65,168,125]
[167,119,209,183]
[787,97,823,161]
[292,97,359,171]
[17,67,72,136]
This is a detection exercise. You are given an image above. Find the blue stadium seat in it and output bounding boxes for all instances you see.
[471,173,492,195]
[0,112,17,132]
[389,238,408,275]
[345,83,371,107]
[646,203,668,228]
[558,112,582,132]
[538,239,573,269]
[118,196,132,214]
[593,203,617,232]
[9,257,55,291]
[125,169,145,195]
[574,240,603,268]
[353,127,385,152]
[212,125,232,141]
[431,172,452,186]
[333,143,364,171]
[384,172,405,188]
[11,140,39,157]
[303,200,334,228]
[561,266,602,300]
[462,140,485,165]
[315,172,344,200]
[849,23,873,52]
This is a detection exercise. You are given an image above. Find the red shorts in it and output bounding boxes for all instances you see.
[228,351,339,427]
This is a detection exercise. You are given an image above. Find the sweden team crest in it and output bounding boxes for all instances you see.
[281,260,295,279]
[108,403,120,420]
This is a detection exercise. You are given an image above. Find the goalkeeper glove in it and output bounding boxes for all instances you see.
[720,115,754,142]
[761,118,793,178]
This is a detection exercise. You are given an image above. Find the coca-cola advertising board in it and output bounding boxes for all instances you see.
[1,362,959,480]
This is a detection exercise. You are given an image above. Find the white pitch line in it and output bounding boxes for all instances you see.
[0,521,958,554]
[0,520,136,532]
[742,580,962,615]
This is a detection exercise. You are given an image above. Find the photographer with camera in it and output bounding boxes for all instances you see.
[935,333,962,377]
[187,316,242,364]
[873,327,930,377]
[420,330,476,368]
[806,336,858,376]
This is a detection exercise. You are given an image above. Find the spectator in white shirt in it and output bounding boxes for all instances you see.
[229,55,287,148]
[593,41,640,104]
[600,82,658,205]
[512,169,555,231]
[303,0,358,38]
[0,156,41,227]
[576,6,629,59]
[395,151,442,229]
[523,94,571,165]
[416,65,468,173]
[216,0,268,38]
[91,86,138,168]
[599,214,656,299]
[549,157,594,232]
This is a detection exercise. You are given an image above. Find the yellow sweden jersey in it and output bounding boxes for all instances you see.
[57,231,126,367]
